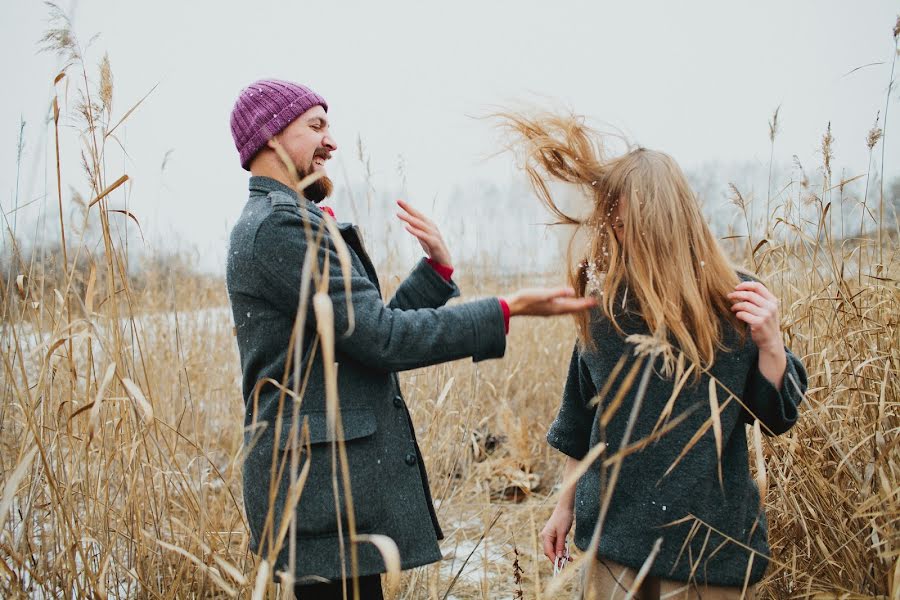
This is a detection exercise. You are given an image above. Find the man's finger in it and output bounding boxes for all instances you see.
[403,223,429,238]
[552,298,598,313]
[404,225,436,247]
[396,199,418,214]
[397,199,430,223]
[403,224,429,243]
[563,297,599,309]
[396,212,429,232]
[541,287,576,300]
[396,211,432,231]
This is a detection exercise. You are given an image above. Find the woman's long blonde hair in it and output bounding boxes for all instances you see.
[500,110,742,373]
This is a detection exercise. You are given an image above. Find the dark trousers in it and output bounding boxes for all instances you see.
[294,574,384,599]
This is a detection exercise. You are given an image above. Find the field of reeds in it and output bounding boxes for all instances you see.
[1,9,898,600]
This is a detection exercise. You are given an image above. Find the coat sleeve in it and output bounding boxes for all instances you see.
[387,258,461,311]
[546,345,598,459]
[741,346,807,435]
[252,208,506,373]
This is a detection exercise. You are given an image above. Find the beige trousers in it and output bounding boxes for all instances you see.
[582,558,756,600]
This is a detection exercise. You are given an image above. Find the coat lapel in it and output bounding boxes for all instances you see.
[337,222,381,292]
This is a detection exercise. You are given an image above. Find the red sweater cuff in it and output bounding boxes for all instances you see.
[426,258,454,282]
[498,298,511,334]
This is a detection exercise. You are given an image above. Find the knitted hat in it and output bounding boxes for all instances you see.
[230,79,328,170]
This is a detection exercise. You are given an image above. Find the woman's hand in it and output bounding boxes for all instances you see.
[541,504,574,564]
[728,280,787,388]
[728,281,782,352]
[396,200,452,267]
[505,288,597,317]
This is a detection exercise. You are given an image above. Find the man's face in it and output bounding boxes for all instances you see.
[269,105,337,202]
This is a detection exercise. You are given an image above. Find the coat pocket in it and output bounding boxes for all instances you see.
[277,408,377,449]
[276,408,383,537]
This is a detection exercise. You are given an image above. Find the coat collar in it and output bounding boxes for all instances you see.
[248,177,378,289]
[248,175,334,222]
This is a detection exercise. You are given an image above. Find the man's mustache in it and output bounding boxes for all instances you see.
[313,148,332,160]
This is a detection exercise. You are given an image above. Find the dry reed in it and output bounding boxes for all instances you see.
[0,7,898,599]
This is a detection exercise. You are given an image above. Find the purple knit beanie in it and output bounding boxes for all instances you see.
[230,79,328,170]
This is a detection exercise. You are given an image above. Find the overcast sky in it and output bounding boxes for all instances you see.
[2,1,898,272]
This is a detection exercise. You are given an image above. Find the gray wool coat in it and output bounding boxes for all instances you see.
[226,176,507,582]
[547,285,807,586]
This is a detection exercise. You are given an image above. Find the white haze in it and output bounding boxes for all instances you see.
[1,0,898,274]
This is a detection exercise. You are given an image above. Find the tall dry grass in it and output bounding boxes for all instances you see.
[1,7,898,599]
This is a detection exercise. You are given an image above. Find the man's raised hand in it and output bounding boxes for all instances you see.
[396,200,452,267]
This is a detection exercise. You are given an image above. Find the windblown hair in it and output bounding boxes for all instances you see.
[499,111,743,374]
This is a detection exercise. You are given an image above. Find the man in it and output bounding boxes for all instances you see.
[226,79,594,599]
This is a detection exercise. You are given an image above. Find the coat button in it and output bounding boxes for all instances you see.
[404,453,416,466]
[393,395,403,408]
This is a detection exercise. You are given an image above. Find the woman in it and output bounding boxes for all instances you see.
[501,111,807,599]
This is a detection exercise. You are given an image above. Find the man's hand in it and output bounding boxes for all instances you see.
[396,200,452,267]
[505,288,597,317]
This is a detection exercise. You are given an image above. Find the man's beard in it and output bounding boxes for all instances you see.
[300,172,333,203]
[298,151,333,203]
